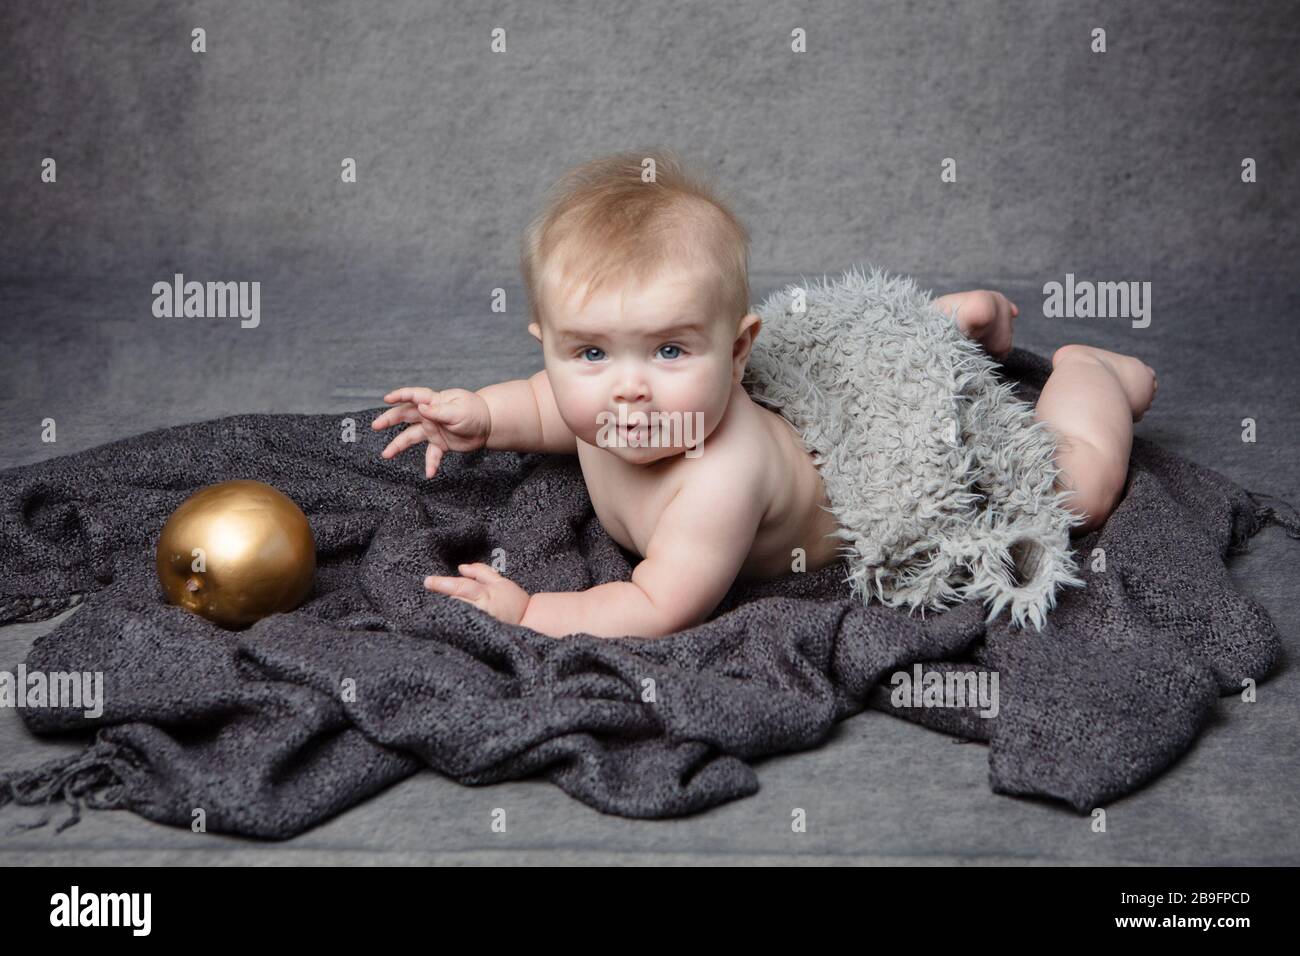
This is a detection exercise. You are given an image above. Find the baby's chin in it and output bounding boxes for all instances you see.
[613,443,683,464]
[590,431,695,464]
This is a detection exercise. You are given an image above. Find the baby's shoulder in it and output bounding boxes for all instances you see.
[680,393,782,493]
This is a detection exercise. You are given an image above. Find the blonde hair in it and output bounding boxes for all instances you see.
[520,149,751,332]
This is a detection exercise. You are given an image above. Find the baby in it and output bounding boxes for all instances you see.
[373,152,1157,639]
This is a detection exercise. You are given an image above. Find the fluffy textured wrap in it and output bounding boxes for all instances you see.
[745,265,1087,631]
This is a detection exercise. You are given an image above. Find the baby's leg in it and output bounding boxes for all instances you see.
[1034,345,1158,536]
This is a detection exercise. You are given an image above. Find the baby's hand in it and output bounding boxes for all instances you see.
[936,290,1018,361]
[372,386,492,478]
[425,563,530,626]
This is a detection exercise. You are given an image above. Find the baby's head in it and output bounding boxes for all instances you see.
[520,150,760,463]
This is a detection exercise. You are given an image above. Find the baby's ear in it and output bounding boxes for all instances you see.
[732,312,762,378]
[528,322,542,343]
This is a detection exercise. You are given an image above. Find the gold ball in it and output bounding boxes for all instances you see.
[155,479,316,629]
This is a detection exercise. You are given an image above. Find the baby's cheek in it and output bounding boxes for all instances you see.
[692,374,731,421]
[559,398,603,440]
[662,374,716,414]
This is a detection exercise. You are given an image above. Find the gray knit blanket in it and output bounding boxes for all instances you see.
[0,349,1294,839]
[746,265,1084,631]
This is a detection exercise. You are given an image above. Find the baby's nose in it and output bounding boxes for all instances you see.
[612,376,650,404]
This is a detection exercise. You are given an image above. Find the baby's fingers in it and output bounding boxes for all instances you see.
[425,574,480,601]
[371,404,422,431]
[421,420,449,477]
[380,424,429,460]
[425,442,444,479]
[384,387,436,406]
[458,563,501,581]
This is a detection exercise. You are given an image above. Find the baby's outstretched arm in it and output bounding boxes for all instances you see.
[434,466,766,639]
[479,370,578,455]
[374,370,576,477]
[522,471,765,638]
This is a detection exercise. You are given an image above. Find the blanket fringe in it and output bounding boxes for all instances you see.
[0,591,86,627]
[0,739,132,834]
[1236,488,1300,553]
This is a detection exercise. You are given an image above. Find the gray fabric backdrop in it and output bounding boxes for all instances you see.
[1,0,1297,864]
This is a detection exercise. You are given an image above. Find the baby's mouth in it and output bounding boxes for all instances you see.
[618,423,652,444]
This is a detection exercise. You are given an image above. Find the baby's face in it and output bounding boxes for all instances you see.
[533,265,747,464]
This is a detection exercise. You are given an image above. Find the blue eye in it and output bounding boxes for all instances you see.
[658,344,683,360]
[580,347,606,362]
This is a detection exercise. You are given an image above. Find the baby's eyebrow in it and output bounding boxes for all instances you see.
[656,319,709,338]
[554,319,708,343]
[551,327,608,347]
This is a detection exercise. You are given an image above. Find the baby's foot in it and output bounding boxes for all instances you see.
[1052,344,1158,422]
